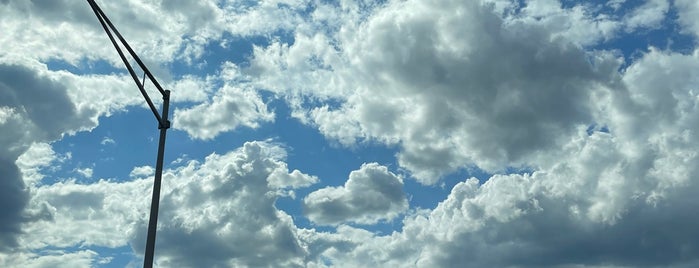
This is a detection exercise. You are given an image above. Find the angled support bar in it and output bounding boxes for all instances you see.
[86,0,168,125]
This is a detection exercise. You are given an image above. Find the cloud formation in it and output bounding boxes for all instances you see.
[248,0,624,184]
[135,141,310,267]
[0,63,81,250]
[303,163,407,225]
[3,0,699,267]
[174,85,274,140]
[13,142,316,267]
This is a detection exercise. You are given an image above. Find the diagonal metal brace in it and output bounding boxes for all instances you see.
[86,0,170,128]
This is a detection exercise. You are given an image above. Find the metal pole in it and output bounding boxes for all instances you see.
[144,90,170,268]
[85,1,173,266]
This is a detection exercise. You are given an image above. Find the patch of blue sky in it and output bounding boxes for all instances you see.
[560,0,644,13]
[586,124,610,136]
[49,108,159,184]
[88,245,136,268]
[219,0,260,12]
[590,3,695,66]
[254,97,402,229]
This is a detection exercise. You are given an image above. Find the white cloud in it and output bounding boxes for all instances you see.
[222,0,307,37]
[0,249,99,268]
[75,168,93,179]
[174,85,274,140]
[166,75,214,103]
[100,137,115,145]
[607,0,627,10]
[675,0,699,38]
[0,106,14,124]
[268,168,319,190]
[15,143,59,186]
[0,0,225,66]
[303,163,407,225]
[0,62,87,250]
[13,141,314,267]
[21,178,150,250]
[237,1,699,267]
[623,0,669,31]
[129,165,154,178]
[3,0,699,267]
[306,127,699,267]
[248,0,623,184]
[131,141,309,267]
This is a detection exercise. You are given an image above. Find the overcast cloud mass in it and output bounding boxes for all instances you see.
[2,0,699,267]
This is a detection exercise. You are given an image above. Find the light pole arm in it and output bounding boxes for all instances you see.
[86,0,168,126]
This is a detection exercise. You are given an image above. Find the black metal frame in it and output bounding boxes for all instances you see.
[86,1,170,267]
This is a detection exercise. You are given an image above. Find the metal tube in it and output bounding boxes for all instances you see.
[144,90,170,268]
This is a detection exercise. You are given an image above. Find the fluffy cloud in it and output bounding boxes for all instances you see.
[0,63,83,250]
[173,85,274,140]
[675,0,699,37]
[241,1,699,267]
[15,143,61,187]
[249,0,622,183]
[303,163,407,225]
[129,165,154,178]
[0,0,223,65]
[623,0,669,31]
[1,250,102,268]
[20,179,150,250]
[0,62,158,253]
[132,141,311,267]
[9,141,316,267]
[4,0,699,267]
[0,59,180,254]
[307,104,699,267]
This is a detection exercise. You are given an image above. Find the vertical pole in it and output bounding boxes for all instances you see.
[143,90,170,268]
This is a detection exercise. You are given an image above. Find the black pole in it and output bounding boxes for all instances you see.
[144,90,170,268]
[85,1,172,267]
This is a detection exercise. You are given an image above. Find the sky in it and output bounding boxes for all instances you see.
[2,0,699,267]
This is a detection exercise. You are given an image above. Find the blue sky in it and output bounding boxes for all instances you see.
[3,0,699,267]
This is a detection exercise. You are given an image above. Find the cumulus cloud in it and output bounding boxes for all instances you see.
[303,163,407,225]
[306,104,699,267]
[675,0,699,37]
[15,143,60,186]
[4,0,699,267]
[239,1,699,267]
[0,249,101,268]
[129,165,154,178]
[10,141,316,267]
[132,141,310,267]
[0,63,84,250]
[623,0,669,31]
[174,85,274,140]
[0,0,224,65]
[268,168,319,190]
[250,0,622,183]
[75,167,93,179]
[0,61,159,253]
